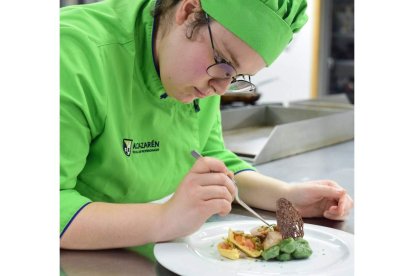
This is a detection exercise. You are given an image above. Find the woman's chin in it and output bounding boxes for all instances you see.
[178,95,196,104]
[167,89,197,103]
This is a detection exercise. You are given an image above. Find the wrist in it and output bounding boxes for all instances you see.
[153,201,174,243]
[279,181,292,199]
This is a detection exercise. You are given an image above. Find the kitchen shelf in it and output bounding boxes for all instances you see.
[329,0,354,98]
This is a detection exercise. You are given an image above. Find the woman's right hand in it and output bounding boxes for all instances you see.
[158,156,236,241]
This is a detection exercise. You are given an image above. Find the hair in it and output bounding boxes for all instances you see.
[152,0,209,39]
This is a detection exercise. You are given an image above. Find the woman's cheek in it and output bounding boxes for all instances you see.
[191,60,211,82]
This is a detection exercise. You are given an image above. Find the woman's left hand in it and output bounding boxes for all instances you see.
[286,180,353,221]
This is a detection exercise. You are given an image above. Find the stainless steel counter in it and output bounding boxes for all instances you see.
[60,141,354,276]
[255,139,354,234]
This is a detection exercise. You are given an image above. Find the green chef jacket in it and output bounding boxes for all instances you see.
[60,0,255,259]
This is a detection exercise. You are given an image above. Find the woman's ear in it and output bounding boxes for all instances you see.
[175,0,201,25]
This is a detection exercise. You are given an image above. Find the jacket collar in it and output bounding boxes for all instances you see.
[109,0,165,98]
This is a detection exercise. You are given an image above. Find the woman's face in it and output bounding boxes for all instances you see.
[155,8,266,103]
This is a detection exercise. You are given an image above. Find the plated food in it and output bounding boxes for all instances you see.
[217,198,313,261]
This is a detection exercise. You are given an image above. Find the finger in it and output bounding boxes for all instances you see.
[342,194,354,216]
[314,180,348,196]
[325,198,344,218]
[327,205,338,213]
[324,199,339,212]
[337,192,348,216]
[332,193,353,217]
[200,199,231,218]
[323,207,347,220]
[200,185,233,203]
[323,210,340,220]
[324,196,352,221]
[315,179,342,189]
[191,157,228,174]
[315,184,347,199]
[326,205,346,217]
[347,194,354,210]
[192,173,236,197]
[226,170,235,180]
[203,199,232,217]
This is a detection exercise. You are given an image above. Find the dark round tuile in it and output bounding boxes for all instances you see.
[275,198,304,239]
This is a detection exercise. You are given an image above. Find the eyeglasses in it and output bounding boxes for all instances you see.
[205,14,256,93]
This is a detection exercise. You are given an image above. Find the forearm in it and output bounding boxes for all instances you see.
[235,171,289,211]
[60,202,169,250]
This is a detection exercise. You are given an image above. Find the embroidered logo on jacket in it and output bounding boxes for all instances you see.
[123,139,133,156]
[122,138,161,156]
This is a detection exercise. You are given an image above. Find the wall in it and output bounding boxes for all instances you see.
[255,0,316,105]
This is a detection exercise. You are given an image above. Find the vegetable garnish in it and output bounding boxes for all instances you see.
[217,198,312,261]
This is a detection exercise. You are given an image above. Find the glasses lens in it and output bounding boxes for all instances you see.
[207,63,236,79]
[226,80,256,93]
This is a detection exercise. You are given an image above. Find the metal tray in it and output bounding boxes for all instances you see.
[221,104,354,164]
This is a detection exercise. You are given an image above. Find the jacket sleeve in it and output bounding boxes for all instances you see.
[200,97,256,174]
[60,24,107,236]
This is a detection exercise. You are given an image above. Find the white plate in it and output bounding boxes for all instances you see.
[154,220,354,276]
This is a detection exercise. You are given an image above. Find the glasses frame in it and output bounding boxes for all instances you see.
[205,13,256,93]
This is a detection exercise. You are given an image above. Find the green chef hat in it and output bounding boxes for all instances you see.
[200,0,308,66]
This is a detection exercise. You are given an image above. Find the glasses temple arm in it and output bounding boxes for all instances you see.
[205,13,216,54]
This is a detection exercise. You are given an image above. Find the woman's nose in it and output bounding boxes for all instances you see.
[209,78,232,95]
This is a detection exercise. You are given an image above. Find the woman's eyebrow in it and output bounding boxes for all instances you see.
[221,41,240,69]
[222,44,258,76]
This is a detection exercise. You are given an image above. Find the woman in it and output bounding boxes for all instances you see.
[60,0,353,258]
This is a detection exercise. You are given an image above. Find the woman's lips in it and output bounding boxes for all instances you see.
[194,87,208,98]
